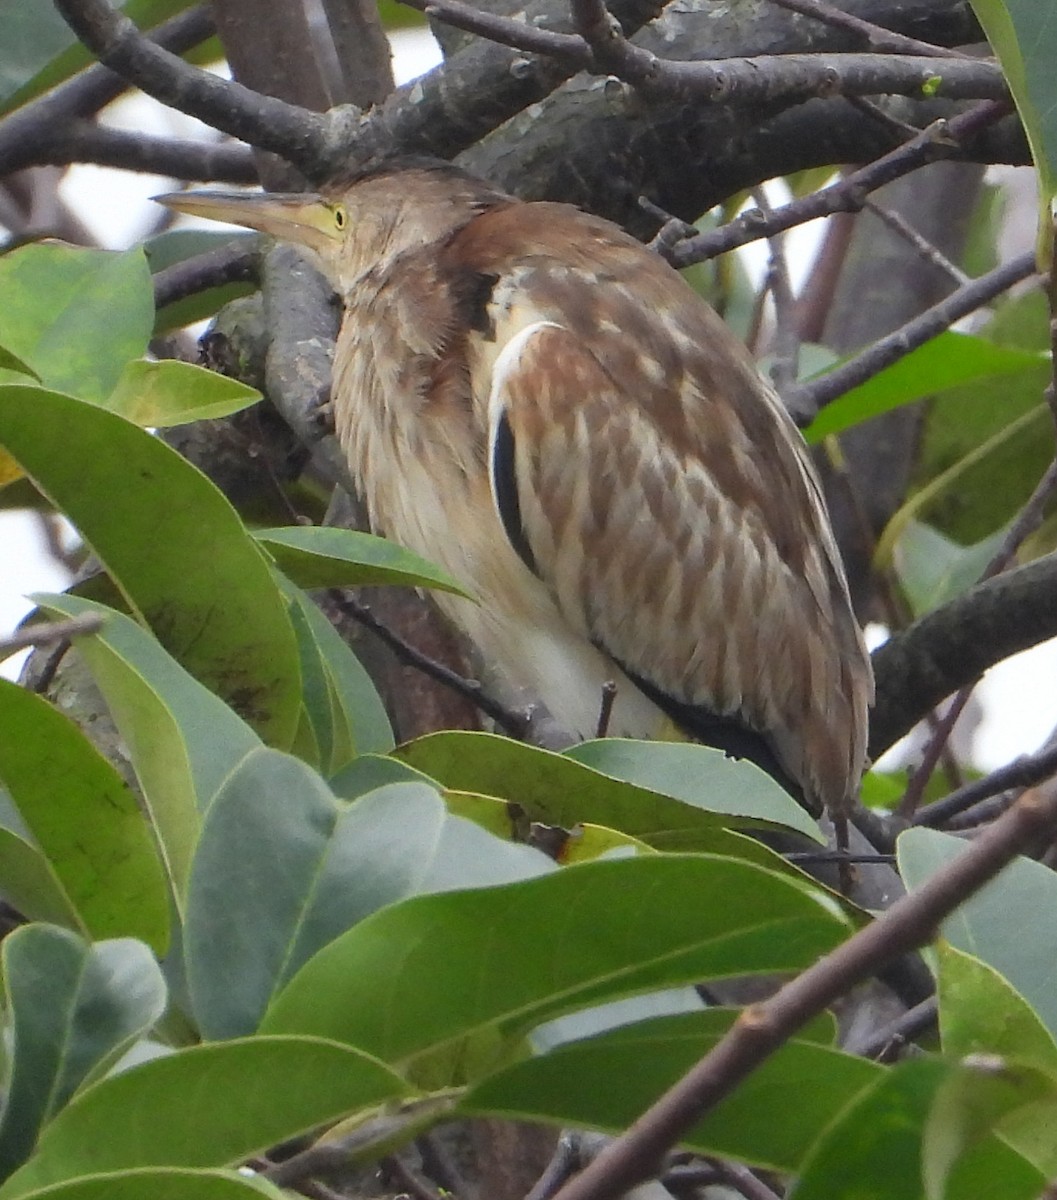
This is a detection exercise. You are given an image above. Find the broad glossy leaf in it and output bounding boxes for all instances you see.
[255,526,470,595]
[397,731,822,848]
[282,583,393,771]
[968,0,1057,256]
[0,1037,408,1198]
[0,928,166,1179]
[792,1057,1046,1200]
[803,332,1047,443]
[0,1168,287,1200]
[567,738,822,840]
[898,827,1057,1039]
[893,520,1006,617]
[185,752,550,1039]
[0,680,168,951]
[0,0,197,115]
[35,595,260,903]
[938,942,1057,1070]
[465,1009,878,1172]
[0,827,79,930]
[105,361,260,428]
[923,1057,1057,1195]
[261,854,850,1076]
[0,388,301,746]
[0,346,37,380]
[911,293,1053,543]
[0,247,151,401]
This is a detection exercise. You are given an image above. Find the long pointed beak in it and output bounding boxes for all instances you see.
[154,190,340,256]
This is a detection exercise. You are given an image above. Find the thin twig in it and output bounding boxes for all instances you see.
[670,101,1012,269]
[792,249,1039,418]
[708,1158,783,1200]
[913,707,1057,831]
[764,0,969,58]
[526,1133,582,1200]
[863,199,971,286]
[382,1154,446,1200]
[0,613,105,659]
[329,590,533,738]
[550,776,1057,1200]
[596,681,618,737]
[854,996,938,1060]
[752,188,801,396]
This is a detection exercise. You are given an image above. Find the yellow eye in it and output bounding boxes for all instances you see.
[332,204,347,231]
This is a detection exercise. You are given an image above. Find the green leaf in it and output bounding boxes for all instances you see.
[261,855,849,1078]
[898,827,1057,1041]
[282,583,393,771]
[0,680,169,952]
[877,402,1050,566]
[911,294,1054,544]
[0,247,152,401]
[397,731,823,848]
[0,1037,409,1198]
[255,526,471,595]
[185,751,550,1039]
[34,595,260,905]
[0,0,198,116]
[967,0,1057,258]
[803,332,1047,444]
[104,361,260,428]
[0,346,38,381]
[892,520,1007,617]
[0,387,301,747]
[567,738,823,841]
[0,927,166,1179]
[0,826,80,930]
[792,1057,1047,1200]
[0,1168,288,1200]
[923,1057,1057,1196]
[938,942,1057,1069]
[464,1009,879,1172]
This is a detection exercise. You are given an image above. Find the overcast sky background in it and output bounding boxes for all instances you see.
[3,27,1055,772]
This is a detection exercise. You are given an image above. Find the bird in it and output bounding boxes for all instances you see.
[158,158,873,819]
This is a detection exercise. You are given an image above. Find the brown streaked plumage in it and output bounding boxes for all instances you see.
[158,161,873,817]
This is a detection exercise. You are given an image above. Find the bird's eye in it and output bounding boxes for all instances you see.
[332,204,347,231]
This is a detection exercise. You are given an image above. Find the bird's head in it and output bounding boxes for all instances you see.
[155,159,511,295]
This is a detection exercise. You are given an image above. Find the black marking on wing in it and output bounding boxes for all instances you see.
[451,269,500,339]
[615,658,816,816]
[491,409,540,578]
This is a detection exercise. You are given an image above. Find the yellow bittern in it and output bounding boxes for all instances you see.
[159,160,873,817]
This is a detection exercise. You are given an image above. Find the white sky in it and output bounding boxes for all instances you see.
[2,28,1055,772]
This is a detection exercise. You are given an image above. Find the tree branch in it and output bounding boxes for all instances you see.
[792,248,1039,419]
[550,774,1057,1200]
[870,554,1057,759]
[0,6,217,177]
[42,123,256,181]
[51,0,338,176]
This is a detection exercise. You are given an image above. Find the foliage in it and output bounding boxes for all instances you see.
[0,2,1057,1199]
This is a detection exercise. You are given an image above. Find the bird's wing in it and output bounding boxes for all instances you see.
[482,307,871,813]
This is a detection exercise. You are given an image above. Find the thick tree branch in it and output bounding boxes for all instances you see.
[0,6,217,177]
[41,123,256,180]
[152,241,260,311]
[551,773,1057,1200]
[408,0,1006,107]
[51,0,339,175]
[870,554,1057,759]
